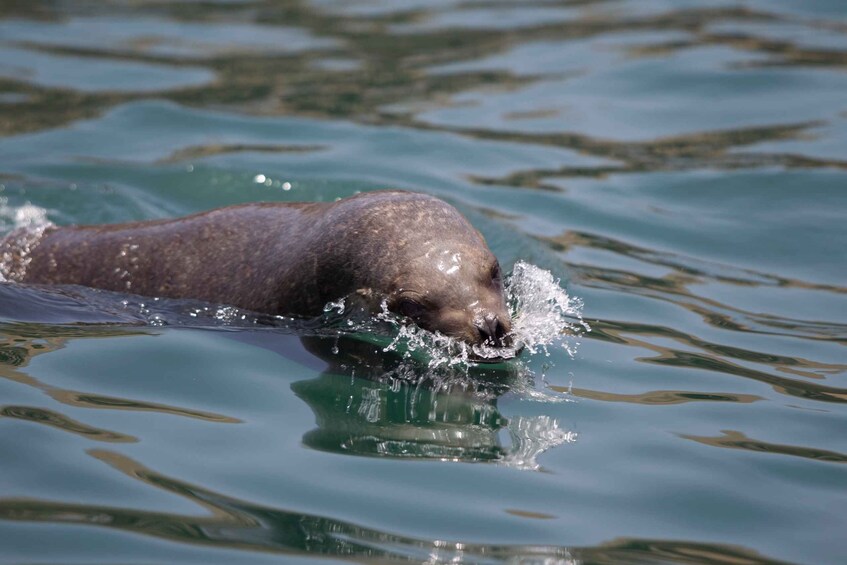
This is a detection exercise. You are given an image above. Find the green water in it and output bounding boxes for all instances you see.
[1,1,846,563]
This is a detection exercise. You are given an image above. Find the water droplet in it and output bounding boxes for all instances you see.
[148,314,166,327]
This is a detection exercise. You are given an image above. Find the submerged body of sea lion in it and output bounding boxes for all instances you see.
[0,191,512,351]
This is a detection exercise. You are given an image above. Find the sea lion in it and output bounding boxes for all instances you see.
[0,191,512,350]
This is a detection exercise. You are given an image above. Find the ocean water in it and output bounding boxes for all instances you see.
[0,1,846,563]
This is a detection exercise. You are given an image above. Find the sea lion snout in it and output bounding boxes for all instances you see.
[387,236,514,355]
[389,294,513,351]
[474,312,512,348]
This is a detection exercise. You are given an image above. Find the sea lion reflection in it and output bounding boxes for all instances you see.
[293,335,576,468]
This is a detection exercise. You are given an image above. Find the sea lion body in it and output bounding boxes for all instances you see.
[2,191,511,347]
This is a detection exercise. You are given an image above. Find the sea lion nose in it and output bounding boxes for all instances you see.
[475,313,511,347]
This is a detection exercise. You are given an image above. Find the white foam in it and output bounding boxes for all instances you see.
[0,198,53,283]
[0,198,52,232]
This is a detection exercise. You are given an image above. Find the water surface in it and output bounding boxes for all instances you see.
[1,1,846,563]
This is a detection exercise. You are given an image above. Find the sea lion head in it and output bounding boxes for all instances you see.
[386,240,513,352]
[327,191,515,357]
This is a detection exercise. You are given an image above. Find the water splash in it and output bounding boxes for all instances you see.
[507,261,591,357]
[342,261,589,370]
[0,199,53,283]
[0,199,51,230]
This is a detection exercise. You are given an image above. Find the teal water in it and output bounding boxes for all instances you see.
[1,1,846,563]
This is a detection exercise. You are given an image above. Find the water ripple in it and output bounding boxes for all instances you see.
[0,448,790,564]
